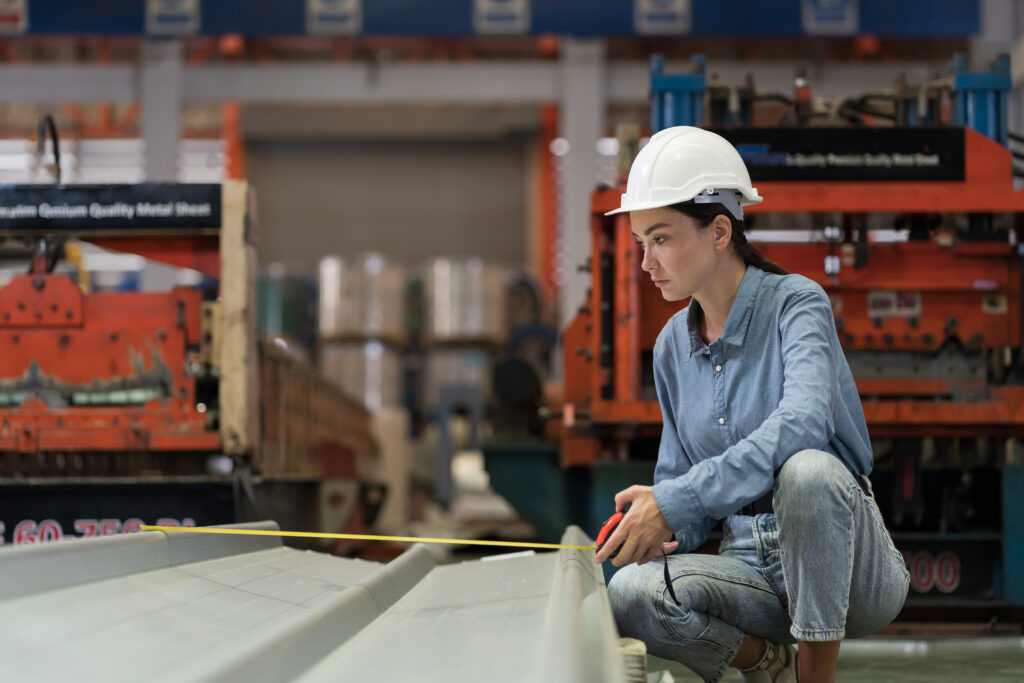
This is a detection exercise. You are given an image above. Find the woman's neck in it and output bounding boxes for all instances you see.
[695,259,748,343]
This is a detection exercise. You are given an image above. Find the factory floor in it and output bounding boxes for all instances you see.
[648,638,1024,681]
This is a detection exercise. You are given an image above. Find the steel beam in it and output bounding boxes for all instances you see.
[0,65,135,103]
[185,63,560,104]
[0,59,959,106]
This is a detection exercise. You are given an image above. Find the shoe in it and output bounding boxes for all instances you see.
[737,642,797,683]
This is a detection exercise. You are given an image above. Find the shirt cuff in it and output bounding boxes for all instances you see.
[652,475,708,538]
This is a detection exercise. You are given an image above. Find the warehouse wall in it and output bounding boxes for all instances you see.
[246,137,528,270]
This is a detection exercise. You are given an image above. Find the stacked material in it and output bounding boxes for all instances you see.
[317,253,406,411]
[422,346,491,409]
[420,257,506,409]
[318,341,402,413]
[422,257,505,343]
[258,338,374,477]
[0,523,625,683]
[318,254,405,341]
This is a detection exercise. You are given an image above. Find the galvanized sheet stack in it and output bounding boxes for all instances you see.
[317,253,406,412]
[421,257,506,409]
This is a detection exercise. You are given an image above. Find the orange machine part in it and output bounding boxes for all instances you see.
[0,273,214,453]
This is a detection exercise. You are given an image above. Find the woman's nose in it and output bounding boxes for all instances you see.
[641,248,654,272]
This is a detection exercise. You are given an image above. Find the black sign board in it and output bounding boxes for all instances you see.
[712,127,966,182]
[0,183,222,233]
[0,481,235,546]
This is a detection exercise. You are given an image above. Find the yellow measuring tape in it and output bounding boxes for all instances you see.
[140,525,597,551]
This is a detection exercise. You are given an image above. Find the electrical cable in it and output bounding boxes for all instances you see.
[36,114,61,184]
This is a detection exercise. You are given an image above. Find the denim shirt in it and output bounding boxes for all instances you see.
[650,265,873,552]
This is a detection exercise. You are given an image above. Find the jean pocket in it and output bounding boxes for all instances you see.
[854,482,890,535]
[856,485,908,573]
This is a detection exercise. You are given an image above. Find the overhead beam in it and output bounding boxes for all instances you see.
[186,63,561,104]
[0,65,136,103]
[0,60,954,106]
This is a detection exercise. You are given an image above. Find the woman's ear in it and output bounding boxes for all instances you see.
[712,214,733,251]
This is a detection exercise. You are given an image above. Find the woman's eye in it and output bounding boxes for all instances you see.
[653,236,666,245]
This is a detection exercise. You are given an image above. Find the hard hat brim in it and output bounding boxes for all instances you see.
[604,193,763,217]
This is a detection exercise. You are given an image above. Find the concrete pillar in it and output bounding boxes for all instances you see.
[557,38,607,332]
[141,39,183,181]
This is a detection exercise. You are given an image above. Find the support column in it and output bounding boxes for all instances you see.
[558,38,606,332]
[141,38,183,182]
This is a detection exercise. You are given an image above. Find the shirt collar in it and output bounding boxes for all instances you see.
[683,265,765,359]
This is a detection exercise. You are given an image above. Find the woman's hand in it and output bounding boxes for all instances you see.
[593,485,675,567]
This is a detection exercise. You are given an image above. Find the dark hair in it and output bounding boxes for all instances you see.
[669,201,788,276]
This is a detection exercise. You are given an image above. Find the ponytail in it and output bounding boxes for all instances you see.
[730,229,788,276]
[668,201,789,276]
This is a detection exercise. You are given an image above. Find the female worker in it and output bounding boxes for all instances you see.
[593,126,910,683]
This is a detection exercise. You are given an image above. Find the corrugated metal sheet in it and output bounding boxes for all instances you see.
[0,522,625,683]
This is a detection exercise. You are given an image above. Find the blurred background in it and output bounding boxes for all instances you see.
[0,0,1023,640]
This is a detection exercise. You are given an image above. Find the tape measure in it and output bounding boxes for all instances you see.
[140,525,597,551]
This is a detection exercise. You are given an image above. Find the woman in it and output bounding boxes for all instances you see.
[593,126,909,683]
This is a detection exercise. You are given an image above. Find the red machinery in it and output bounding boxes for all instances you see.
[563,126,1024,461]
[0,181,375,547]
[0,243,215,467]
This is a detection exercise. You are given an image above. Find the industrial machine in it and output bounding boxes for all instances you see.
[550,54,1024,614]
[0,131,377,547]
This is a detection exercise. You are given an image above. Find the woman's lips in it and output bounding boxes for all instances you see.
[653,279,668,288]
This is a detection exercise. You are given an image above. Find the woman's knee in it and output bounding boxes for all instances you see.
[607,563,663,636]
[776,449,847,500]
[608,562,701,617]
[607,564,648,616]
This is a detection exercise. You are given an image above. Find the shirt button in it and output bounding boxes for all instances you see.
[718,417,726,425]
[715,364,722,372]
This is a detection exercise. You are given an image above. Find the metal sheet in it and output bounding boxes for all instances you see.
[0,522,624,683]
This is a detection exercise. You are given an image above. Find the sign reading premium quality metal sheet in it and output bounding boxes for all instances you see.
[714,127,965,182]
[0,183,222,232]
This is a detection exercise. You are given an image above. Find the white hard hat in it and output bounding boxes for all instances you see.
[606,126,762,218]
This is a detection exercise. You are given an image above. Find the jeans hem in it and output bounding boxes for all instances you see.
[790,625,845,641]
[707,629,746,683]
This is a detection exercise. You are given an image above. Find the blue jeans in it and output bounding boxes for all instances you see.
[607,449,910,683]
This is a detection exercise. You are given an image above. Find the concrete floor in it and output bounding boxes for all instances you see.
[648,638,1024,682]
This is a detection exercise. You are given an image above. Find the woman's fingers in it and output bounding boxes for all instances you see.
[614,485,641,511]
[637,546,659,565]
